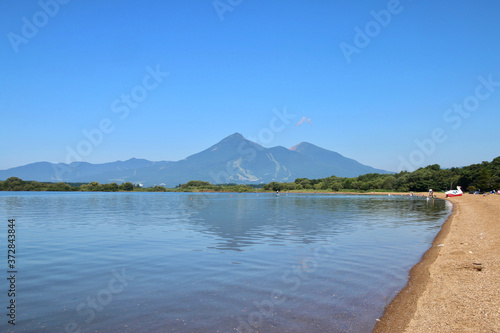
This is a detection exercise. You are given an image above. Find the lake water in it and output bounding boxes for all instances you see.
[0,192,451,333]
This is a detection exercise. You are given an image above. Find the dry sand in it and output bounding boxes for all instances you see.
[374,193,500,333]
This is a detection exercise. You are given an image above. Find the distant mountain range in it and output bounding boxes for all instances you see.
[0,133,391,187]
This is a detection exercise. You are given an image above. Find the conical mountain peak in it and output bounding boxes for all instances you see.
[220,132,245,142]
[290,142,319,152]
[0,133,391,186]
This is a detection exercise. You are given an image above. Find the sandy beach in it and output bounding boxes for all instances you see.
[374,193,500,332]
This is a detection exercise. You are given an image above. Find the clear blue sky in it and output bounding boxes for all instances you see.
[1,0,499,172]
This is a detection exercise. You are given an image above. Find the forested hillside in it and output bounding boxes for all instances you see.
[263,157,500,192]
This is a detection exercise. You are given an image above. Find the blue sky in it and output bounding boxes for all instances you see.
[1,0,499,172]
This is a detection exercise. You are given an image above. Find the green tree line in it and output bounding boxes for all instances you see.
[1,156,499,193]
[176,180,256,192]
[0,178,162,192]
[262,156,500,192]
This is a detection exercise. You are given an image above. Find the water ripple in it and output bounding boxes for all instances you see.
[0,192,450,333]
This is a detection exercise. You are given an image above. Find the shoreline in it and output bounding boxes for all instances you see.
[374,193,500,332]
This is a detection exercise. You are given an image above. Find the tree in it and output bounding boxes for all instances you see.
[467,185,476,193]
[426,164,441,171]
[330,181,342,192]
[81,181,102,191]
[314,182,327,190]
[350,180,362,190]
[295,178,312,189]
[342,178,353,189]
[263,182,284,191]
[151,185,166,192]
[102,183,119,192]
[283,182,299,190]
[382,176,396,190]
[180,180,212,189]
[48,182,71,191]
[2,177,25,191]
[477,168,493,191]
[119,182,134,191]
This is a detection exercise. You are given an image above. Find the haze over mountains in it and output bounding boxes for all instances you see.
[0,133,390,187]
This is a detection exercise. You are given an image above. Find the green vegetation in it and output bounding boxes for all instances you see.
[262,157,500,193]
[0,177,73,191]
[0,178,255,193]
[0,178,162,192]
[1,156,499,193]
[176,180,256,192]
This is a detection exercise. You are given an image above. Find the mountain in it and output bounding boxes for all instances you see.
[0,158,170,183]
[0,133,391,186]
[289,142,388,178]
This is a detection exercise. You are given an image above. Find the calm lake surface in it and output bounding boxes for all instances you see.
[0,192,451,333]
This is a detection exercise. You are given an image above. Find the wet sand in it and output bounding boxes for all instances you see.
[374,193,500,332]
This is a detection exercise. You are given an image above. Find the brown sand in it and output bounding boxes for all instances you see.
[374,193,500,333]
